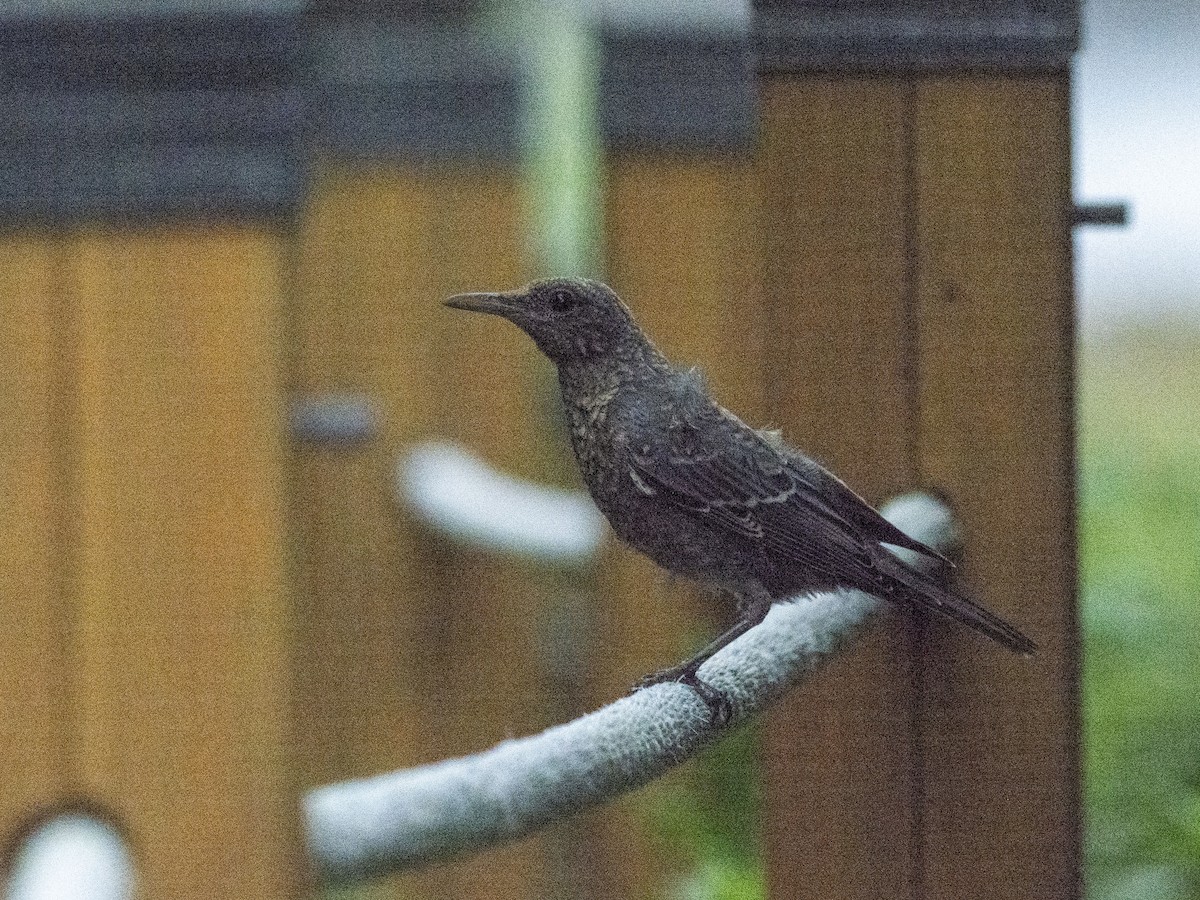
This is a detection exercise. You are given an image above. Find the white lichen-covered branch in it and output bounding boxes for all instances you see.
[304,444,957,885]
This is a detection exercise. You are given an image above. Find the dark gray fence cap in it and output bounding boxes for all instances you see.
[756,0,1080,74]
[0,9,304,224]
[310,22,521,163]
[599,27,756,153]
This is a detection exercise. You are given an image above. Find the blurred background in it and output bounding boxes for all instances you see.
[0,1,1196,899]
[1075,2,1200,899]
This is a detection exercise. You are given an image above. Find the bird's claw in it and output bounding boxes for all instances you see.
[630,666,734,728]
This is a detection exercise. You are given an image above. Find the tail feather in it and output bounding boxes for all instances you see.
[871,547,1037,655]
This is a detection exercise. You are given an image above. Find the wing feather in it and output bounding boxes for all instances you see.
[629,408,883,587]
[625,383,1034,653]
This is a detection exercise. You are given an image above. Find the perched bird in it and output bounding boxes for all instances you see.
[445,278,1035,721]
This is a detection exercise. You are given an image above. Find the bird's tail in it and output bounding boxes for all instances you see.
[870,547,1037,655]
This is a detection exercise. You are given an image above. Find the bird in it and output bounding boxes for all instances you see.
[445,277,1035,722]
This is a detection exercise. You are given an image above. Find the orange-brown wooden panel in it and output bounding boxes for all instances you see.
[590,156,767,899]
[292,164,549,900]
[70,226,297,898]
[606,158,766,417]
[291,168,451,795]
[0,236,72,837]
[758,78,921,900]
[415,168,550,900]
[913,77,1079,900]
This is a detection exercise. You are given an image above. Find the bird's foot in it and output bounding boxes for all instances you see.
[631,665,734,727]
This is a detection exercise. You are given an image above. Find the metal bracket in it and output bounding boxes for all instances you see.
[289,395,379,446]
[1072,202,1130,228]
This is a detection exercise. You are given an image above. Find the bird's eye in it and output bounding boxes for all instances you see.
[550,289,575,311]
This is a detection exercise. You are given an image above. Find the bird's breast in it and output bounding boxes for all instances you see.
[560,381,769,594]
[564,387,621,485]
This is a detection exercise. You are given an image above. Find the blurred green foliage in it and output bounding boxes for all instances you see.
[1080,325,1200,900]
[643,722,765,900]
[483,0,601,278]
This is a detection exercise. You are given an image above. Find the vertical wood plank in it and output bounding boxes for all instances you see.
[71,226,297,898]
[292,164,547,900]
[596,156,767,900]
[606,158,766,418]
[758,77,920,900]
[417,168,549,900]
[0,236,71,835]
[913,76,1080,900]
[291,168,448,794]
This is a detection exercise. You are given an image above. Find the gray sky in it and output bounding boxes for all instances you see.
[1074,0,1200,327]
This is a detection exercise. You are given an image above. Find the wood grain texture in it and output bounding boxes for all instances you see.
[70,226,296,898]
[594,156,767,900]
[758,73,1079,900]
[758,77,920,900]
[0,236,72,837]
[418,169,550,900]
[912,77,1079,900]
[291,164,549,900]
[291,168,448,795]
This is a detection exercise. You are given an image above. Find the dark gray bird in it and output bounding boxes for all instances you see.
[445,277,1035,720]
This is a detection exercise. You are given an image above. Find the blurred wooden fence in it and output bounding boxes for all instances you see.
[757,5,1080,899]
[290,23,552,900]
[0,4,1080,900]
[0,14,301,898]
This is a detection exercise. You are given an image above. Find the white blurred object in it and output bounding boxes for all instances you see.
[397,442,607,564]
[5,815,134,900]
[874,490,962,569]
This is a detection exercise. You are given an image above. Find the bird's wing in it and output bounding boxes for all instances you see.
[625,384,1036,653]
[778,447,954,567]
[627,403,884,584]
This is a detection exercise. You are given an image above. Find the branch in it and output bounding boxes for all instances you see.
[303,472,957,885]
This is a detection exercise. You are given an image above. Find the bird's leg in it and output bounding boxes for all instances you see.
[634,618,754,688]
[632,591,773,726]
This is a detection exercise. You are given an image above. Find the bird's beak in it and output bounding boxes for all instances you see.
[444,290,526,318]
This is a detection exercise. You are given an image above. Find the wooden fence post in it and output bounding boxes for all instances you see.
[758,74,922,900]
[911,76,1079,899]
[0,237,73,853]
[755,4,1081,899]
[70,224,298,897]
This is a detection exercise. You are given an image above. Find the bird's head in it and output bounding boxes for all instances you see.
[444,278,646,366]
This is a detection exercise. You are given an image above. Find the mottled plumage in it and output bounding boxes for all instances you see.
[445,278,1035,719]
